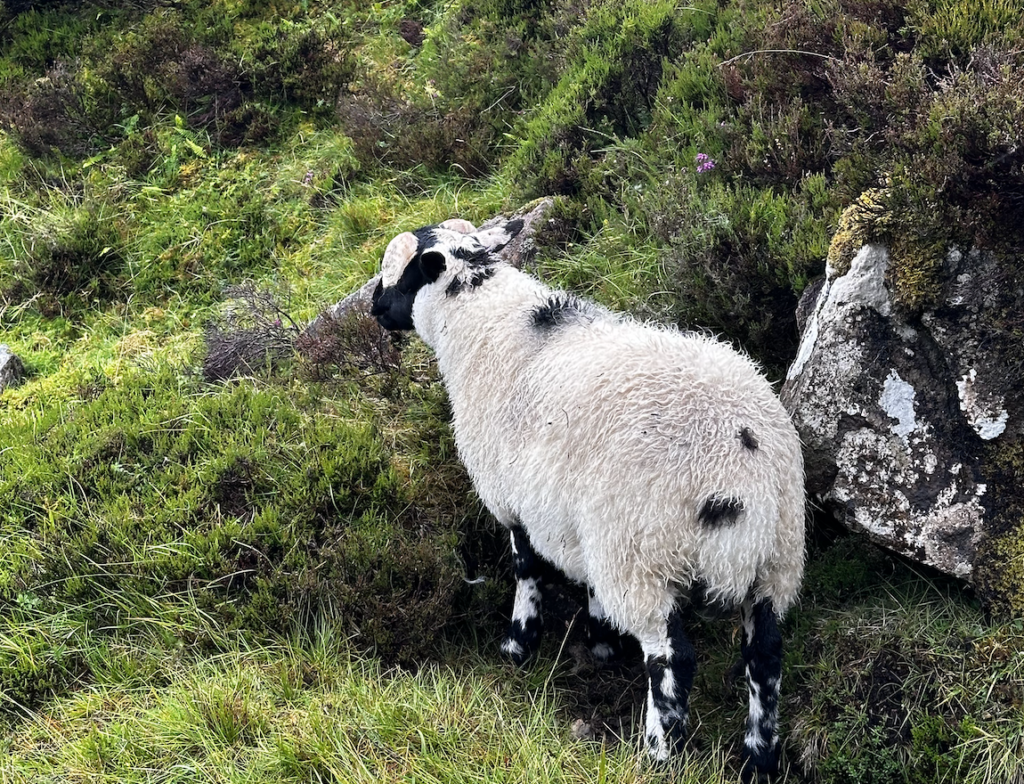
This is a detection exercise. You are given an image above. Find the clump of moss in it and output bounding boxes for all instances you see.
[826,188,889,276]
[978,531,1024,619]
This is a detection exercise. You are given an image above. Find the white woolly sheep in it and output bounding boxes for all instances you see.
[370,219,805,782]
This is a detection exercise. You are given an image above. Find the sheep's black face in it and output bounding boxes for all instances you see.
[371,249,446,332]
[371,279,415,331]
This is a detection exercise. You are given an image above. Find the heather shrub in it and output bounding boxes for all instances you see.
[233,16,355,119]
[96,14,247,136]
[202,283,301,382]
[908,0,1024,61]
[730,0,1024,277]
[879,49,1024,311]
[336,79,498,180]
[0,58,117,157]
[1,6,356,158]
[652,174,833,372]
[295,309,402,381]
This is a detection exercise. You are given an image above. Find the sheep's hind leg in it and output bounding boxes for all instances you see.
[586,587,626,663]
[738,597,783,783]
[500,525,544,665]
[641,601,696,760]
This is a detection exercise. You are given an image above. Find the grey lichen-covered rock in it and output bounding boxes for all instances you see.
[0,344,25,392]
[782,243,1022,594]
[303,198,555,340]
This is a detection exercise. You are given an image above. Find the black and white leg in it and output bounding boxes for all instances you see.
[641,602,696,761]
[739,597,783,783]
[586,586,625,664]
[500,525,544,665]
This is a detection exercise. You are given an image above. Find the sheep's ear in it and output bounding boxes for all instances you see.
[420,250,446,283]
[381,232,419,283]
[438,218,476,234]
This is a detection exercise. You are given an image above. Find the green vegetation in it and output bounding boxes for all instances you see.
[2,0,1022,781]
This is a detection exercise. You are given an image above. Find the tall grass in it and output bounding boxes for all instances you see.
[0,622,733,784]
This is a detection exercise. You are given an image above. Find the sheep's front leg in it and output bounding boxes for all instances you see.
[500,525,544,665]
[739,597,783,783]
[586,587,626,663]
[641,602,696,760]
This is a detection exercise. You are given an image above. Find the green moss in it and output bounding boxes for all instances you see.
[982,532,1024,618]
[887,236,947,314]
[826,188,889,277]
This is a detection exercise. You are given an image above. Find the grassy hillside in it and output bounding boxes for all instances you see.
[1,0,1022,781]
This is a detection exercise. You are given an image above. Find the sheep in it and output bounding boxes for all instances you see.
[370,219,805,782]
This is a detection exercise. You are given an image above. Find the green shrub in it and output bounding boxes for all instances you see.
[506,0,703,197]
[232,16,356,119]
[908,0,1024,61]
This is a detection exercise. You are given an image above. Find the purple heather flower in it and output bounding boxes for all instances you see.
[695,153,716,173]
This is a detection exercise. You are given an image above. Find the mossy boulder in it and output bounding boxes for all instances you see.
[782,232,1024,615]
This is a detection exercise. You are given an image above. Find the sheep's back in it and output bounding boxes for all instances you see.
[482,318,798,619]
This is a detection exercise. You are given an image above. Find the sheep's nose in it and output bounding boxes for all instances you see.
[370,280,385,315]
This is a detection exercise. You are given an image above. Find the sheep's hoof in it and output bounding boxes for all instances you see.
[586,611,628,666]
[499,635,534,666]
[739,745,780,784]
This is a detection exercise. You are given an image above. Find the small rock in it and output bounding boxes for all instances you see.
[0,344,24,392]
[570,718,597,741]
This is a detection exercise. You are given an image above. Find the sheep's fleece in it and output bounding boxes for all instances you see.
[370,218,805,777]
